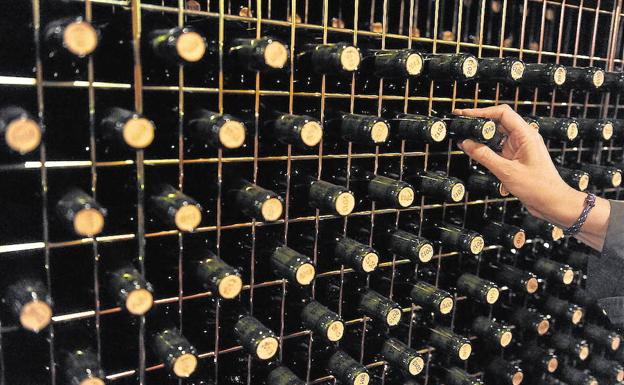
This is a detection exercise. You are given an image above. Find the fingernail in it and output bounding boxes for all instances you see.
[456,141,464,150]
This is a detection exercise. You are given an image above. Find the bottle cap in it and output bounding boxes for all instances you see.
[510,60,525,80]
[370,121,389,143]
[385,307,402,326]
[261,197,283,221]
[5,117,42,154]
[175,205,202,232]
[406,53,423,76]
[334,191,356,216]
[553,66,567,85]
[326,320,345,342]
[172,353,198,378]
[430,120,447,142]
[450,182,466,202]
[458,343,472,360]
[500,331,513,347]
[19,299,52,332]
[579,345,589,360]
[123,117,155,149]
[361,252,379,273]
[547,357,558,373]
[612,171,622,187]
[353,372,370,385]
[73,208,105,236]
[264,40,289,69]
[462,56,478,78]
[219,120,246,149]
[566,122,579,141]
[125,288,154,315]
[481,120,497,140]
[418,243,434,263]
[217,274,243,299]
[571,309,584,324]
[602,122,614,141]
[397,186,415,208]
[593,70,605,88]
[562,269,574,284]
[469,235,485,254]
[256,336,279,360]
[439,297,454,314]
[512,230,526,249]
[295,263,316,285]
[579,174,590,191]
[300,120,323,147]
[339,46,361,72]
[525,277,539,294]
[511,372,524,385]
[64,21,98,56]
[537,319,550,335]
[408,356,425,375]
[176,31,206,62]
[485,286,499,304]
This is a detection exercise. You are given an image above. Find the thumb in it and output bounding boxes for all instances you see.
[459,139,513,180]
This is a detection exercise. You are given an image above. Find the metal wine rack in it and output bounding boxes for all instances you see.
[0,0,623,384]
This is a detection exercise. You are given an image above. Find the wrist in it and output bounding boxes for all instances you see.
[539,185,587,228]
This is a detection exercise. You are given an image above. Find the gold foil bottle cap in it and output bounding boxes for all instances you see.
[602,122,614,141]
[500,331,513,347]
[593,70,605,87]
[256,336,279,360]
[74,208,105,237]
[612,171,622,187]
[439,297,454,314]
[547,357,558,373]
[219,120,246,149]
[462,56,479,78]
[175,205,202,232]
[511,60,525,80]
[385,308,402,326]
[20,299,52,332]
[295,263,316,285]
[326,320,345,342]
[554,66,567,85]
[361,252,379,273]
[406,53,423,76]
[335,191,355,216]
[261,198,283,221]
[64,21,98,57]
[537,319,550,335]
[470,236,485,255]
[370,121,389,143]
[450,183,465,202]
[218,275,243,299]
[408,356,425,375]
[172,353,198,378]
[458,343,472,360]
[513,230,526,249]
[5,117,42,154]
[79,378,105,385]
[123,117,155,149]
[578,174,590,191]
[482,120,497,140]
[485,287,500,304]
[397,186,415,208]
[525,277,539,294]
[418,243,434,263]
[430,120,447,142]
[264,41,289,69]
[125,288,154,315]
[300,121,323,147]
[176,31,206,62]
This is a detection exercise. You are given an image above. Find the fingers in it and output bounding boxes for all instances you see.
[459,139,514,180]
[453,104,531,136]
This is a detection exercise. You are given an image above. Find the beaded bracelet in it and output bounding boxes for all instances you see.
[563,193,597,236]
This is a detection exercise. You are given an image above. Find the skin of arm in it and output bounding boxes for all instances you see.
[453,104,611,251]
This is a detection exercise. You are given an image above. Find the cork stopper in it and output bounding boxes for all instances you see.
[397,186,415,208]
[571,309,583,325]
[385,308,402,326]
[579,345,589,360]
[172,353,198,378]
[406,53,423,76]
[588,381,598,385]
[339,46,361,72]
[185,0,201,11]
[370,121,389,143]
[261,198,283,221]
[458,343,472,360]
[511,372,524,385]
[450,183,465,202]
[238,6,253,17]
[528,42,540,51]
[327,320,345,342]
[611,335,621,351]
[175,205,202,232]
[499,183,511,197]
[5,117,42,154]
[551,226,564,241]
[410,26,421,38]
[418,243,434,263]
[125,288,154,315]
[612,171,622,187]
[63,21,98,56]
[217,275,243,299]
[602,122,614,141]
[491,0,502,13]
[176,31,206,62]
[79,379,105,385]
[442,30,455,41]
[73,208,105,237]
[369,22,383,33]
[300,121,323,147]
[430,120,447,142]
[593,70,605,88]
[525,277,539,294]
[256,336,279,360]
[485,287,500,304]
[219,120,246,149]
[553,67,567,85]
[20,299,52,332]
[334,191,356,216]
[264,41,289,69]
[562,269,575,285]
[482,120,497,140]
[287,13,302,23]
[331,18,345,29]
[547,357,558,373]
[500,331,513,347]
[537,319,550,335]
[354,372,370,385]
[361,252,379,273]
[295,263,316,285]
[469,236,485,255]
[511,60,525,80]
[462,56,478,78]
[122,117,155,149]
[408,356,425,375]
[439,297,454,314]
[566,122,578,141]
[578,174,589,191]
[513,230,526,249]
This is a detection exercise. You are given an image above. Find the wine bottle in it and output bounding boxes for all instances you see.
[587,356,624,383]
[228,179,284,222]
[297,43,362,75]
[423,53,479,81]
[100,107,156,150]
[519,63,567,87]
[472,316,513,347]
[457,273,500,305]
[485,357,524,385]
[577,163,622,188]
[0,106,43,154]
[565,250,589,270]
[2,277,52,332]
[350,165,415,208]
[521,214,564,242]
[405,170,466,202]
[583,323,621,351]
[190,251,243,299]
[231,313,279,361]
[147,26,207,64]
[556,166,590,192]
[446,367,484,385]
[429,327,472,361]
[445,115,498,143]
[492,263,538,294]
[391,113,448,143]
[510,308,550,336]
[149,183,203,232]
[577,119,614,142]
[228,36,289,72]
[409,280,454,315]
[467,170,510,198]
[386,228,435,264]
[526,116,579,142]
[550,332,590,361]
[326,111,390,145]
[44,16,99,58]
[327,349,370,385]
[107,264,154,316]
[564,66,605,90]
[147,309,199,378]
[558,365,598,385]
[533,258,576,286]
[56,188,107,237]
[56,324,105,385]
[266,365,305,385]
[520,344,559,374]
[187,109,247,150]
[358,289,403,327]
[271,245,316,286]
[542,295,584,325]
[266,111,323,149]
[477,57,526,85]
[299,300,345,342]
[368,333,425,377]
[360,49,424,78]
[482,221,526,250]
[600,71,624,93]
[406,219,484,255]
